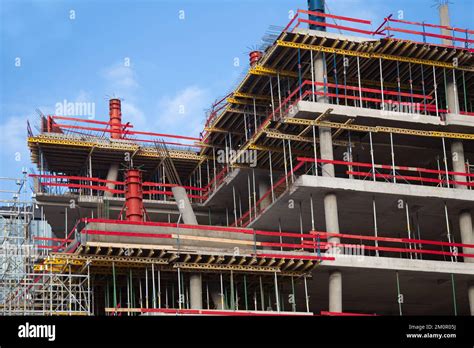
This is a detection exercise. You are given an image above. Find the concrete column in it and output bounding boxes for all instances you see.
[315,48,343,311]
[439,4,451,45]
[189,274,203,309]
[468,282,474,315]
[451,141,467,187]
[104,163,119,197]
[314,47,336,178]
[171,186,201,309]
[314,54,327,104]
[329,270,342,312]
[172,186,198,225]
[319,127,335,177]
[451,139,474,314]
[438,2,474,309]
[452,146,474,316]
[258,179,272,211]
[446,76,460,115]
[460,211,474,262]
[324,194,340,238]
[325,192,342,312]
[439,4,460,115]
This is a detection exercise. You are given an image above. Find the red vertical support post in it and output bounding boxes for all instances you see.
[125,169,144,222]
[109,98,122,139]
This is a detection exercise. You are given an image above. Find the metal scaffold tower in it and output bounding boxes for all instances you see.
[0,172,33,313]
[0,173,92,315]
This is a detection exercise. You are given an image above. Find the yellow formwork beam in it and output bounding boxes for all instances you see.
[233,92,271,101]
[284,118,474,140]
[28,136,205,161]
[44,257,84,266]
[249,65,298,78]
[203,127,244,135]
[276,40,474,72]
[265,129,313,143]
[227,97,268,107]
[264,129,350,147]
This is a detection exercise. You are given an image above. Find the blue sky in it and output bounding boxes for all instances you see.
[0,0,473,186]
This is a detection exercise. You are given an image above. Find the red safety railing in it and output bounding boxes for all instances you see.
[30,174,126,195]
[297,157,474,188]
[56,218,334,262]
[268,79,474,121]
[375,14,474,50]
[44,115,202,149]
[233,156,473,228]
[127,308,314,316]
[201,165,230,199]
[33,236,73,251]
[284,9,376,36]
[308,231,474,261]
[54,217,474,264]
[275,80,474,129]
[283,9,473,52]
[30,164,234,205]
[232,160,307,227]
[30,174,207,202]
[202,93,232,142]
[320,311,377,316]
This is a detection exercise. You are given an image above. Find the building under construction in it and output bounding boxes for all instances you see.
[1,0,474,316]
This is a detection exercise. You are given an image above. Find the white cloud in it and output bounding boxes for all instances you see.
[101,62,139,93]
[155,86,211,137]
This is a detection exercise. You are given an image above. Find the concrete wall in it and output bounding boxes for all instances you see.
[80,221,255,253]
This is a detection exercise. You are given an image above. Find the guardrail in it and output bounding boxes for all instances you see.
[54,218,474,264]
[234,156,473,228]
[284,9,473,52]
[270,80,474,121]
[297,157,474,188]
[43,115,202,149]
[30,174,207,203]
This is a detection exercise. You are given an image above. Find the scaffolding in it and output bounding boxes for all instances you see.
[0,174,92,316]
[0,173,33,312]
[3,272,91,316]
